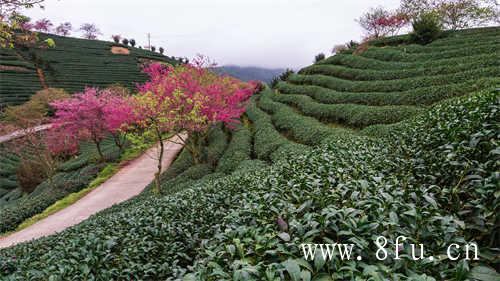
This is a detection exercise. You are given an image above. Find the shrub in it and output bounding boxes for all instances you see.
[0,163,105,234]
[314,52,325,62]
[259,90,347,145]
[300,54,497,80]
[3,88,70,123]
[331,40,359,54]
[215,125,252,174]
[276,78,499,106]
[270,68,295,88]
[287,67,498,93]
[245,96,307,161]
[111,35,121,44]
[202,126,228,167]
[410,12,443,44]
[159,47,164,54]
[151,46,156,52]
[272,92,423,127]
[16,158,46,193]
[121,38,129,46]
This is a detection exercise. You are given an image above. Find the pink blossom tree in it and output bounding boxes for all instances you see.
[79,23,101,40]
[55,22,72,36]
[100,89,137,151]
[358,7,409,38]
[33,18,53,32]
[133,57,259,193]
[50,87,136,161]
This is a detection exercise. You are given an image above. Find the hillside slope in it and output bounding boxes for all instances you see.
[0,33,177,109]
[0,27,498,279]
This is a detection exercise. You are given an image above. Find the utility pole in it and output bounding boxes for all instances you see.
[147,33,151,51]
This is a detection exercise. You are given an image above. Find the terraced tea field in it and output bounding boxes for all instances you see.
[0,27,498,279]
[0,33,177,109]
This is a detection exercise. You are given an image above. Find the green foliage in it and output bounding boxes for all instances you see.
[0,33,177,108]
[300,54,497,80]
[410,12,443,44]
[287,67,498,93]
[3,88,69,122]
[0,137,121,233]
[272,92,423,127]
[215,125,252,174]
[276,78,499,106]
[259,90,349,145]
[270,68,295,89]
[15,158,46,193]
[314,53,325,63]
[203,126,228,167]
[0,26,498,280]
[246,95,308,161]
[0,163,105,234]
[0,90,497,279]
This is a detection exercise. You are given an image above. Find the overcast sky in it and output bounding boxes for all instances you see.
[23,0,400,69]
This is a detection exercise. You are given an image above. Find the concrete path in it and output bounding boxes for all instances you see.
[0,124,52,144]
[0,134,185,249]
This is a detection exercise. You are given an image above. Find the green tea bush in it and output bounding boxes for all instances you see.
[1,90,497,279]
[361,43,497,62]
[300,54,497,81]
[0,163,105,233]
[215,125,252,174]
[287,67,498,93]
[276,78,499,106]
[259,91,349,145]
[0,137,121,232]
[1,33,178,108]
[158,149,194,183]
[318,50,496,70]
[390,38,497,54]
[272,93,423,127]
[246,96,307,161]
[203,126,228,167]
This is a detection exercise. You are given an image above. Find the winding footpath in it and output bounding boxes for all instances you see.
[0,134,185,249]
[0,124,52,144]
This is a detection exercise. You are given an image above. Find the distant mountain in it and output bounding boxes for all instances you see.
[214,65,286,83]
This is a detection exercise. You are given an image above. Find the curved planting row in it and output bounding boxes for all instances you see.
[276,78,498,106]
[300,54,496,81]
[287,66,498,93]
[390,37,498,53]
[258,90,351,145]
[246,95,309,161]
[271,92,423,127]
[360,42,498,62]
[0,33,177,108]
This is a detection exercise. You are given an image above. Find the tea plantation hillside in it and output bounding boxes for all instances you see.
[0,27,498,280]
[276,26,499,128]
[0,33,177,109]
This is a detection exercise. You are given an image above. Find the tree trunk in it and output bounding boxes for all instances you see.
[112,133,124,153]
[95,140,104,162]
[187,132,202,164]
[36,68,49,89]
[153,128,164,195]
